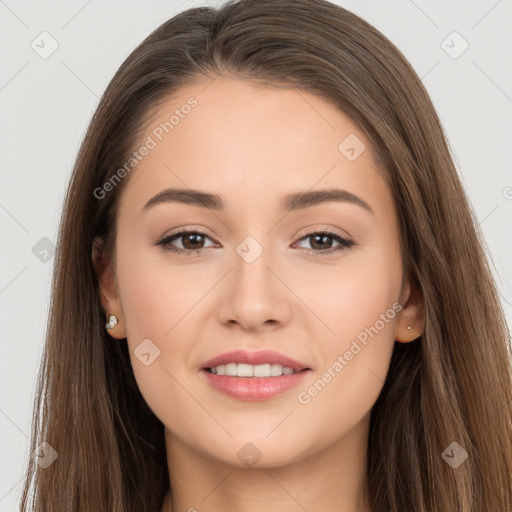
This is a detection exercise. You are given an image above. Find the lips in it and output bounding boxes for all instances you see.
[200,350,313,401]
[201,349,312,373]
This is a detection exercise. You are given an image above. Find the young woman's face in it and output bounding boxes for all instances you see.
[100,77,419,468]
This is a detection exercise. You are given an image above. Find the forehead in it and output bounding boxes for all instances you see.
[118,77,392,219]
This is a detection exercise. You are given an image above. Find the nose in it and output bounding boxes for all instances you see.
[217,242,292,331]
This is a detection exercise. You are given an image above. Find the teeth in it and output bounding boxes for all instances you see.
[209,363,297,377]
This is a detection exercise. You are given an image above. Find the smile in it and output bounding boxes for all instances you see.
[206,363,300,377]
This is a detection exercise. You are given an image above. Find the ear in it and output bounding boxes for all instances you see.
[92,236,127,339]
[394,276,424,343]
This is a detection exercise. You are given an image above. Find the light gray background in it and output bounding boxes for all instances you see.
[1,1,511,510]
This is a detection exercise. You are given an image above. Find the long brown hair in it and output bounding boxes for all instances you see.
[19,0,512,510]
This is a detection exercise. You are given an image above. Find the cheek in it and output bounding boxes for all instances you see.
[115,237,206,341]
[114,242,201,433]
[292,254,401,436]
[294,249,401,349]
[113,239,192,383]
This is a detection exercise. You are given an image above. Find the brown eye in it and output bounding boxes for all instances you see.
[309,233,335,251]
[157,229,216,255]
[180,232,206,250]
[294,231,355,256]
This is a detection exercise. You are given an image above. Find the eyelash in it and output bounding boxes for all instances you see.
[156,227,355,257]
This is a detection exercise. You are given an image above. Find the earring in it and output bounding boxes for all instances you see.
[105,314,118,330]
[407,325,413,331]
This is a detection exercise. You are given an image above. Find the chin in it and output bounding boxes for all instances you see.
[204,434,311,469]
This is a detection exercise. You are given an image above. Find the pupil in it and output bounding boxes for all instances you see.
[311,234,331,250]
[183,233,203,250]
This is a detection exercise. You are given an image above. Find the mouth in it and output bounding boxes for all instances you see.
[203,363,310,377]
[199,350,312,401]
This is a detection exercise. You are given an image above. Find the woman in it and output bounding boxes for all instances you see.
[19,0,512,510]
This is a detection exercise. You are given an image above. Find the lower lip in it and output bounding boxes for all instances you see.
[201,369,312,401]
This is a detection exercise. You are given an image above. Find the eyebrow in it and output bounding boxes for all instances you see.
[142,187,374,215]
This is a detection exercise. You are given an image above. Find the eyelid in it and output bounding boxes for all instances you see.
[295,223,352,240]
[161,225,217,240]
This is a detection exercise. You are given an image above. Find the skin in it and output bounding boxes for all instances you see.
[94,76,424,512]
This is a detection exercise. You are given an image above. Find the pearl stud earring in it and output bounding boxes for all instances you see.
[105,314,118,330]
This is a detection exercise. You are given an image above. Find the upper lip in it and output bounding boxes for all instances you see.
[201,350,312,372]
